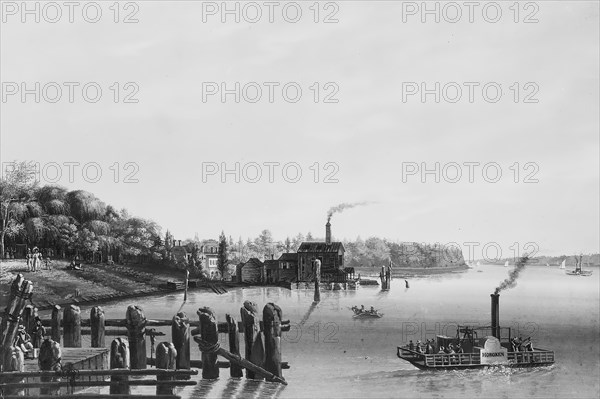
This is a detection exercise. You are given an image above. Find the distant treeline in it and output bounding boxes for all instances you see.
[475,254,600,266]
[1,163,164,264]
[530,254,599,266]
[2,162,464,271]
[221,231,465,269]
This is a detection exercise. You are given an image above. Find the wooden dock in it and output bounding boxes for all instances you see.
[24,347,109,372]
[19,347,109,395]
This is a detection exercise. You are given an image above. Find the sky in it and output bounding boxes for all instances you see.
[0,0,598,258]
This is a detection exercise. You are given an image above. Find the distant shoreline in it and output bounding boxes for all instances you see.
[355,263,469,278]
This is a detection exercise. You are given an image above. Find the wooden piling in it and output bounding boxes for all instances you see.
[23,305,38,336]
[155,342,177,396]
[126,305,147,369]
[4,346,25,396]
[110,337,130,395]
[171,312,190,370]
[314,259,321,302]
[50,305,62,344]
[196,307,219,379]
[91,306,105,348]
[226,313,243,377]
[0,275,33,372]
[240,300,264,380]
[184,270,189,302]
[38,338,62,396]
[263,303,283,380]
[63,305,81,348]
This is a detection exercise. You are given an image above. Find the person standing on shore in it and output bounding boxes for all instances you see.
[26,248,32,271]
[32,248,39,272]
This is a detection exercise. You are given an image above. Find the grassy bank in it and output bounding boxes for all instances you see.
[0,259,187,310]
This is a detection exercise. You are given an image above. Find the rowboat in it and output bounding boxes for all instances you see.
[353,311,383,319]
[350,307,383,318]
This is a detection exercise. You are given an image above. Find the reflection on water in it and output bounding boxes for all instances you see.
[46,266,599,398]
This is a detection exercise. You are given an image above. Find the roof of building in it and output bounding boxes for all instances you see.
[264,259,279,270]
[278,253,298,262]
[297,242,345,253]
[243,258,264,267]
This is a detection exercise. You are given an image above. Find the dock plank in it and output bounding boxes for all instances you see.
[24,347,109,372]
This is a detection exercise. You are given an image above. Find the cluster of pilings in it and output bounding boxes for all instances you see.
[1,274,292,397]
[380,265,392,290]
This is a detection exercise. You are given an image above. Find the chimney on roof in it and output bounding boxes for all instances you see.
[271,254,274,260]
[326,221,331,244]
[178,240,181,247]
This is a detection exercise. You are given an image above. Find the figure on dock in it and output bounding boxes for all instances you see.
[14,325,34,357]
[32,316,46,348]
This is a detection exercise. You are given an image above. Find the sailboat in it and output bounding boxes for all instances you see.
[559,260,566,269]
[504,260,509,267]
[546,263,550,267]
[566,255,592,276]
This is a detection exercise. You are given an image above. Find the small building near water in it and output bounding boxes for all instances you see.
[297,221,345,281]
[237,258,264,283]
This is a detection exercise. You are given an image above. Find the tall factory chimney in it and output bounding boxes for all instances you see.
[491,293,500,338]
[325,221,331,244]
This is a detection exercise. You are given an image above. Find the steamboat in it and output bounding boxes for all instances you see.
[396,293,555,370]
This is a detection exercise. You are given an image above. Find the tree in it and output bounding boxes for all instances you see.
[254,229,273,258]
[291,233,305,251]
[218,231,228,280]
[113,217,162,262]
[284,237,292,253]
[0,161,38,262]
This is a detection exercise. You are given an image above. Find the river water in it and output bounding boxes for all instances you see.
[51,265,599,398]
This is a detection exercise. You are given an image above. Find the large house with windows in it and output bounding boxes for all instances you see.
[199,239,220,278]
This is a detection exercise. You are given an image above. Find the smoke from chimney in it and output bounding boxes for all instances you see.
[327,201,373,222]
[494,254,530,294]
